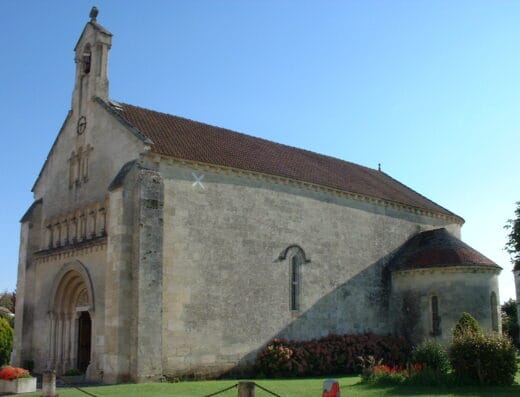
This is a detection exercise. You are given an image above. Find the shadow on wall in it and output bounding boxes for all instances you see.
[220,251,400,378]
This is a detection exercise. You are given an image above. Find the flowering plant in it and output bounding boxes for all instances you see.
[374,363,424,377]
[0,366,31,381]
[255,333,412,378]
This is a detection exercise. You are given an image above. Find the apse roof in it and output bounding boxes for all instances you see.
[388,228,500,272]
[102,100,463,222]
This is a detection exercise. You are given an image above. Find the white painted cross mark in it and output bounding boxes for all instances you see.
[192,172,205,189]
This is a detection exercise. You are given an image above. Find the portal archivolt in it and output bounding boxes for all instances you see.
[48,261,94,373]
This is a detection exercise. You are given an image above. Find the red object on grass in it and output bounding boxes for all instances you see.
[323,379,340,397]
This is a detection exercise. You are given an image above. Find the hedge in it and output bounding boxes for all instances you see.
[255,333,411,378]
[449,331,517,386]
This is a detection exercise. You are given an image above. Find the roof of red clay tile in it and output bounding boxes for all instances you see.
[103,99,462,221]
[389,228,499,271]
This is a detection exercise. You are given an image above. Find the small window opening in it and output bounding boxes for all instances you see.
[490,292,499,332]
[431,295,441,336]
[291,256,299,311]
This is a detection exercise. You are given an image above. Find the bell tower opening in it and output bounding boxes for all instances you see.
[82,44,91,74]
[72,7,112,113]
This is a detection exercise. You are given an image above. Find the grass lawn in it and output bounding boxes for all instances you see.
[12,371,520,397]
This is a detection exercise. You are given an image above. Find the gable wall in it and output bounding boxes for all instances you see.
[21,101,145,374]
[157,161,461,377]
[33,102,145,244]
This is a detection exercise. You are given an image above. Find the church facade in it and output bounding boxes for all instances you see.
[13,10,501,383]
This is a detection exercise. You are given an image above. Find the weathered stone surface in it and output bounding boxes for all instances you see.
[391,268,500,344]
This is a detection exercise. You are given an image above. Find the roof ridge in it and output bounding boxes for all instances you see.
[114,100,380,173]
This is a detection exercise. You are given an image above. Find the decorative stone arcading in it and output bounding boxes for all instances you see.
[68,144,93,188]
[43,200,108,251]
[34,237,106,264]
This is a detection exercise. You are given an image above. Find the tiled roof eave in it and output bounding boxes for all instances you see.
[392,264,502,277]
[144,152,465,225]
[105,100,463,222]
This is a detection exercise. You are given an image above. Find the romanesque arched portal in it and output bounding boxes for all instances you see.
[48,262,95,374]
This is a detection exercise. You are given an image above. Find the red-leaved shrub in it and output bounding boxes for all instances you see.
[255,333,411,377]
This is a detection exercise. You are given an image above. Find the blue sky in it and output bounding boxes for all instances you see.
[1,1,519,302]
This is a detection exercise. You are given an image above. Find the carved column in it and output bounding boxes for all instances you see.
[71,312,81,369]
[85,310,96,379]
[47,312,56,369]
[79,213,85,242]
[89,208,97,238]
[72,215,79,244]
[56,314,62,372]
[97,207,106,236]
[55,223,61,248]
[64,314,75,370]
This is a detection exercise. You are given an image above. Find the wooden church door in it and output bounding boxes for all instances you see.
[77,311,92,372]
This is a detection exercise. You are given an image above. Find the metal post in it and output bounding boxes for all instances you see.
[237,381,255,397]
[42,370,57,397]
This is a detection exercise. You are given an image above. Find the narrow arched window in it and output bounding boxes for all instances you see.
[291,256,300,311]
[431,295,441,336]
[278,245,309,312]
[490,291,498,332]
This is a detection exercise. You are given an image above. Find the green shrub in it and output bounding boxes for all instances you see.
[406,367,454,387]
[453,312,482,339]
[358,355,383,381]
[0,317,14,366]
[411,340,450,374]
[371,371,406,386]
[63,368,83,376]
[0,311,14,329]
[449,331,517,386]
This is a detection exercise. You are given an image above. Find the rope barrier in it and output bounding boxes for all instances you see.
[204,381,281,397]
[55,377,281,397]
[254,382,282,397]
[203,383,238,396]
[58,375,102,397]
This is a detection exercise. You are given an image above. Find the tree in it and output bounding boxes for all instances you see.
[505,201,520,270]
[0,290,15,314]
[501,299,519,347]
[453,312,482,339]
[0,317,13,366]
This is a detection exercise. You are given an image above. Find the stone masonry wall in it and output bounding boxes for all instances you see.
[391,269,500,344]
[131,168,164,382]
[158,162,460,377]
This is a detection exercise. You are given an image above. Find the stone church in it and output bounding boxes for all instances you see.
[13,9,502,383]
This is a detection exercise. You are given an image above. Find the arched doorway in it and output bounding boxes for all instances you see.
[48,262,94,374]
